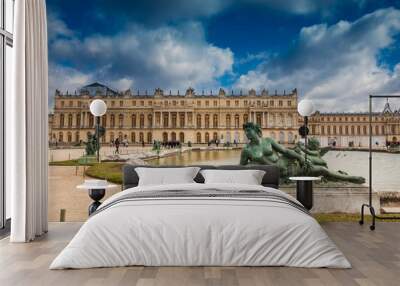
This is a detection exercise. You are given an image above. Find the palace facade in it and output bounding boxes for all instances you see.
[308,102,400,147]
[49,82,400,147]
[49,83,300,145]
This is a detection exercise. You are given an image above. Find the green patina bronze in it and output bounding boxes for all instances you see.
[240,122,365,184]
[84,127,106,156]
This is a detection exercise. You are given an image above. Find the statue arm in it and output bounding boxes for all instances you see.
[296,143,320,156]
[272,140,305,163]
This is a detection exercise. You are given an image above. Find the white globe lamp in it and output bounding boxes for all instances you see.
[297,99,315,175]
[89,99,107,162]
[297,99,315,117]
[90,99,107,117]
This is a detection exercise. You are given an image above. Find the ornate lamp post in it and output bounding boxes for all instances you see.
[297,99,315,172]
[90,99,107,162]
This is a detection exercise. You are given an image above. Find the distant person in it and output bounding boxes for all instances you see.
[115,138,120,154]
[142,140,145,148]
[216,139,219,147]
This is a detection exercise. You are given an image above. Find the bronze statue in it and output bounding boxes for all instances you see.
[85,133,97,156]
[240,122,365,184]
[84,127,106,156]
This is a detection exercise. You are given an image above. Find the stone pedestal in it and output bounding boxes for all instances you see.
[280,184,380,214]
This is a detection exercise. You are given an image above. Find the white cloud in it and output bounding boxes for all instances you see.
[235,8,400,111]
[48,64,93,109]
[48,21,234,95]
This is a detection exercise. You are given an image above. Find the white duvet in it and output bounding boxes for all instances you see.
[50,183,351,269]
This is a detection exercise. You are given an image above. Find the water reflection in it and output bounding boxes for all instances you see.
[148,149,400,192]
[148,149,242,166]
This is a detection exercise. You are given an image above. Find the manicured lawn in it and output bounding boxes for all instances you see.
[84,162,124,184]
[49,159,87,166]
[314,213,400,222]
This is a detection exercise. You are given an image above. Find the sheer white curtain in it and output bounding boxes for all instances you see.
[8,0,48,242]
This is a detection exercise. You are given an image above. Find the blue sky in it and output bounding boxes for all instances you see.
[47,0,400,111]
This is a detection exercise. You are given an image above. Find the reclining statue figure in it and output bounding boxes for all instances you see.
[240,122,365,184]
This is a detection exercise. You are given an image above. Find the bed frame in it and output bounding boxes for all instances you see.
[122,165,280,190]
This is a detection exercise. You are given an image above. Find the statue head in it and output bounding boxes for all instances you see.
[243,122,262,141]
[308,137,320,150]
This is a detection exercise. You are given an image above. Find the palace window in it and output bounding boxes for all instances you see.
[69,101,73,107]
[206,101,209,107]
[270,100,274,107]
[288,101,291,106]
[205,114,210,128]
[205,132,210,143]
[132,101,136,106]
[61,101,65,107]
[321,126,325,135]
[140,101,144,106]
[172,113,177,128]
[111,101,115,107]
[110,114,115,127]
[256,113,262,126]
[197,100,201,106]
[140,114,145,128]
[243,114,249,123]
[226,114,231,128]
[148,114,153,127]
[235,114,240,128]
[131,114,136,127]
[60,114,65,127]
[76,114,81,126]
[68,114,73,127]
[120,101,123,107]
[149,101,152,106]
[180,100,184,106]
[279,100,283,107]
[235,100,239,107]
[196,132,201,143]
[89,114,94,127]
[131,132,136,143]
[147,132,152,144]
[196,114,201,128]
[257,100,261,107]
[244,100,248,106]
[375,125,379,135]
[214,100,218,107]
[119,114,124,127]
[173,100,177,106]
[213,114,218,128]
[226,100,230,107]
[179,132,184,143]
[179,113,185,127]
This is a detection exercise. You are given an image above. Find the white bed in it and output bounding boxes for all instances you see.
[50,183,351,269]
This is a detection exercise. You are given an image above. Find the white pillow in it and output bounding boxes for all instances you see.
[200,169,266,185]
[135,167,201,186]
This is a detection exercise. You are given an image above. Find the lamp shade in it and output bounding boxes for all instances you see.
[297,99,315,117]
[90,99,107,117]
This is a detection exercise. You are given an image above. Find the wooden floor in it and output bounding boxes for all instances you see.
[0,222,399,286]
